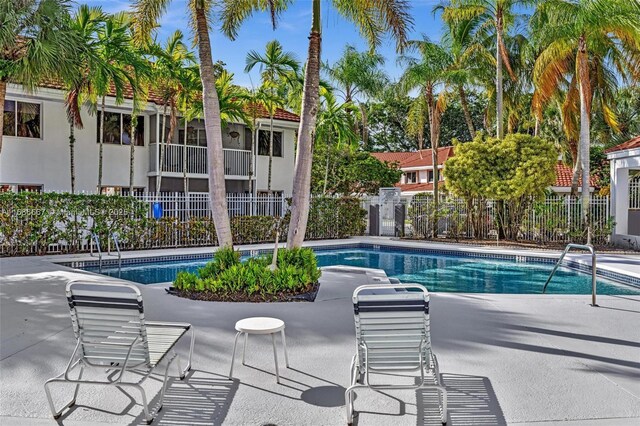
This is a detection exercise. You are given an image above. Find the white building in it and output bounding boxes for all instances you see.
[607,137,640,247]
[1,82,299,195]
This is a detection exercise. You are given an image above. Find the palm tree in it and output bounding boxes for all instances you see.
[132,0,275,248]
[531,0,640,240]
[176,65,202,196]
[245,40,299,192]
[439,0,531,139]
[326,45,388,147]
[0,0,83,155]
[150,30,196,194]
[314,90,359,194]
[64,5,105,194]
[91,12,142,192]
[406,95,428,151]
[222,0,413,248]
[399,38,453,238]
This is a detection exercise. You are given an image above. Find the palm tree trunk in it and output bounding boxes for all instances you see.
[323,145,330,195]
[577,35,591,243]
[183,119,188,194]
[571,155,582,197]
[156,103,167,194]
[0,80,6,155]
[287,0,321,248]
[458,85,475,139]
[69,124,76,194]
[195,5,234,248]
[496,14,504,140]
[534,115,540,137]
[129,113,136,193]
[97,96,105,192]
[249,118,256,195]
[268,111,274,192]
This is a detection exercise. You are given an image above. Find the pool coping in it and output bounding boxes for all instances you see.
[48,237,640,289]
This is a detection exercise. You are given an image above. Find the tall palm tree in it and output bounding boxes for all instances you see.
[406,95,428,151]
[91,12,142,192]
[399,38,453,238]
[532,0,640,240]
[150,30,196,194]
[64,5,105,194]
[222,0,413,248]
[326,45,388,147]
[439,0,531,139]
[314,90,359,194]
[0,0,84,155]
[245,40,299,192]
[132,1,281,248]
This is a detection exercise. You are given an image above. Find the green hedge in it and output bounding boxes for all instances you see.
[0,193,366,256]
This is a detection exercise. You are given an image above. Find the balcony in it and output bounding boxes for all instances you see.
[150,144,252,178]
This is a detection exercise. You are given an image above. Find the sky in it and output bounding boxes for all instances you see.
[86,0,446,89]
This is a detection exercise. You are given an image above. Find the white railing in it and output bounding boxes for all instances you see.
[158,144,251,176]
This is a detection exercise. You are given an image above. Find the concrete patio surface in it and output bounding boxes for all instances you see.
[1,244,639,425]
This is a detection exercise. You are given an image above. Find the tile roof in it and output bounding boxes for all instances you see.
[554,163,596,187]
[394,182,435,192]
[28,79,300,122]
[605,136,640,154]
[371,147,455,168]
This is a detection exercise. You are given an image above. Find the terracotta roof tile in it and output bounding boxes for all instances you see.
[29,79,300,122]
[371,147,454,168]
[395,182,435,192]
[554,163,596,187]
[605,136,640,153]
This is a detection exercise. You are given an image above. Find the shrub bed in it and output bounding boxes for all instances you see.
[173,247,322,302]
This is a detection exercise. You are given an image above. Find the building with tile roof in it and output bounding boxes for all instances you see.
[606,137,640,246]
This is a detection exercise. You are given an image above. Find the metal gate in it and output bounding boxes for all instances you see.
[379,188,402,236]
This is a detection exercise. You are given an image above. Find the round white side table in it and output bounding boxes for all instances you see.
[228,317,290,383]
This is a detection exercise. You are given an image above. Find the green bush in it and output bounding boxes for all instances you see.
[174,247,321,299]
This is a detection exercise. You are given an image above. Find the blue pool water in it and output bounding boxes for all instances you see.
[83,247,640,295]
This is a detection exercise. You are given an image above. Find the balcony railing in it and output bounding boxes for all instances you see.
[159,144,251,177]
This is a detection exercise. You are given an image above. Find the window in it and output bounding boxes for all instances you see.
[258,130,282,157]
[97,112,144,146]
[0,184,43,193]
[178,127,205,146]
[3,100,41,139]
[427,171,434,183]
[100,186,144,196]
[405,172,418,184]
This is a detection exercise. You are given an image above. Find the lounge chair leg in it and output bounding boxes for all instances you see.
[44,365,84,419]
[271,333,280,384]
[345,385,356,425]
[281,329,290,368]
[181,326,195,379]
[242,333,248,365]
[133,384,153,424]
[229,332,241,379]
[158,354,175,414]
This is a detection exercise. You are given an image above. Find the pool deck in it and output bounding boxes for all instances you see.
[1,238,640,425]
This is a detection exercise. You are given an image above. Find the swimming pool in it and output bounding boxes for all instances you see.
[79,245,640,295]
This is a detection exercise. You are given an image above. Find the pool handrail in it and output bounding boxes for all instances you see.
[543,243,597,306]
[89,232,102,272]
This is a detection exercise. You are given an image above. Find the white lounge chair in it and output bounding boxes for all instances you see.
[345,284,447,425]
[44,280,195,424]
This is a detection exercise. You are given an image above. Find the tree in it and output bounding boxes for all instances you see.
[222,0,413,248]
[439,0,530,139]
[315,90,359,194]
[311,149,402,195]
[150,30,196,194]
[132,0,252,248]
[0,0,83,155]
[531,0,640,241]
[399,38,453,237]
[325,45,388,146]
[91,12,142,192]
[64,5,104,194]
[245,40,299,192]
[444,133,557,239]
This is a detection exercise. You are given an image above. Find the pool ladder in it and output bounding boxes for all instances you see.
[543,243,597,306]
[89,232,122,272]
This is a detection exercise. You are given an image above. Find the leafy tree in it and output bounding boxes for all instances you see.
[531,0,640,240]
[222,0,413,248]
[365,89,416,152]
[0,0,83,155]
[444,133,557,239]
[245,40,299,192]
[311,148,402,195]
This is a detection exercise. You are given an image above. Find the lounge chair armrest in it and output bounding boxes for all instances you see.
[145,321,191,330]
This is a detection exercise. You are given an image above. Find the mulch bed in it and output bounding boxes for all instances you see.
[400,237,640,254]
[166,282,320,303]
